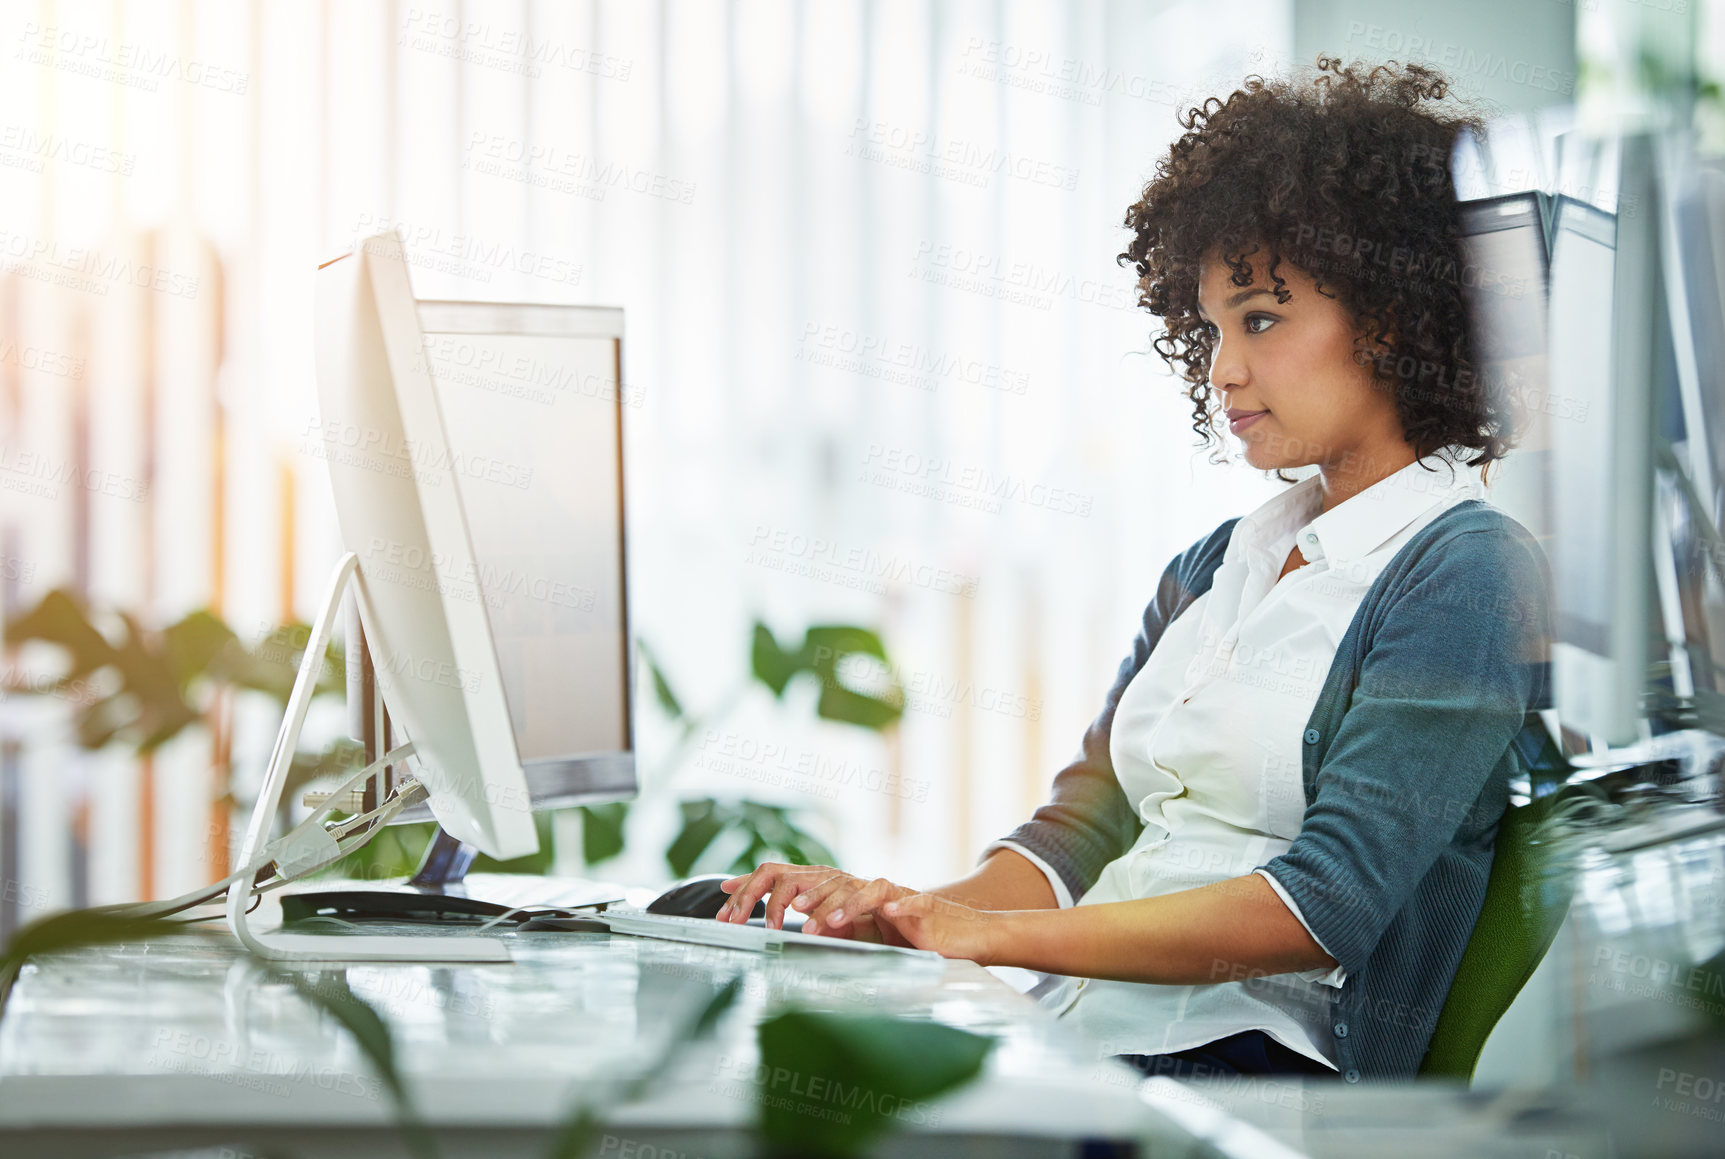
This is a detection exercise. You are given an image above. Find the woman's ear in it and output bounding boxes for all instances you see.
[1365,305,1399,352]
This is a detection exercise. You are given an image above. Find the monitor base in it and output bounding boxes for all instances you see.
[280,873,625,926]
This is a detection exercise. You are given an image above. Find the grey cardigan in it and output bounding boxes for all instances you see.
[996,499,1554,1082]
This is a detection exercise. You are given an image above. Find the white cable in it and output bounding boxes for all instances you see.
[253,794,426,896]
[248,751,422,892]
[475,906,536,933]
[107,743,416,921]
[327,778,425,840]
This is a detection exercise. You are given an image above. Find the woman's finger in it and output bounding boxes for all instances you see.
[833,878,897,932]
[716,863,786,922]
[802,913,856,940]
[788,874,855,917]
[876,897,922,946]
[763,871,841,930]
[717,863,838,922]
[805,879,866,931]
[803,913,852,939]
[808,877,900,932]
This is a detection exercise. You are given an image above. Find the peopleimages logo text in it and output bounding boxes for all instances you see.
[306,418,533,490]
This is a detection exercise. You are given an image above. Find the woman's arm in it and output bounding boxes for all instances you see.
[883,871,1338,983]
[926,846,1058,910]
[995,527,1235,905]
[721,525,1237,937]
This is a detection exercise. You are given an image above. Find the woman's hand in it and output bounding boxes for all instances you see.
[716,862,918,942]
[878,894,1005,963]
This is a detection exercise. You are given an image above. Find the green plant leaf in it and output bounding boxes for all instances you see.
[580,802,629,864]
[3,588,118,679]
[812,680,902,730]
[750,621,806,698]
[746,622,904,730]
[755,1010,994,1157]
[666,799,728,878]
[279,971,409,1102]
[321,820,434,884]
[673,798,837,877]
[1,907,436,1159]
[542,976,744,1159]
[744,803,835,869]
[804,626,903,731]
[161,611,241,692]
[278,969,436,1159]
[692,974,744,1037]
[802,626,889,664]
[0,907,179,1015]
[4,589,345,755]
[636,640,685,722]
[74,694,132,750]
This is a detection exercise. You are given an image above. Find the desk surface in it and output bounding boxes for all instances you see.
[0,921,1182,1158]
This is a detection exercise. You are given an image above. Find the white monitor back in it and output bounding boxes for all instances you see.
[410,300,635,806]
[313,235,537,860]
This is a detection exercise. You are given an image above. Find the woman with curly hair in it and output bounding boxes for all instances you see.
[716,57,1553,1083]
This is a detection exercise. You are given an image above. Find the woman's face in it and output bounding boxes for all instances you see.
[1195,248,1408,477]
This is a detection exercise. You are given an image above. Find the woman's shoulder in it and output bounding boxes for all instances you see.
[1409,499,1550,573]
[1383,499,1554,636]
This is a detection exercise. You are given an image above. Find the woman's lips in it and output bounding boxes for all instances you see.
[1229,410,1268,434]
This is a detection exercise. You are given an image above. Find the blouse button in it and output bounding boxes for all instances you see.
[1344,1068,1361,1083]
[1303,728,1320,744]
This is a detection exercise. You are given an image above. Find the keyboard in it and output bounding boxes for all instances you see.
[591,907,941,958]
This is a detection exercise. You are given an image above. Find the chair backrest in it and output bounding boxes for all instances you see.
[1418,715,1577,1081]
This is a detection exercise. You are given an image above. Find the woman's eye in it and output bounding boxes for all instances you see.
[1244,314,1275,334]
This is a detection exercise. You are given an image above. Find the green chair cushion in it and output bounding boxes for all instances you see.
[1419,718,1577,1080]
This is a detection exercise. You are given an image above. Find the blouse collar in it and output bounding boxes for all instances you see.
[1230,445,1486,573]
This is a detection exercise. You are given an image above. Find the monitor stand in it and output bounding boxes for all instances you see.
[225,552,513,962]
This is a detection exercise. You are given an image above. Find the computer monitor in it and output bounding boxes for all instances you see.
[311,236,541,859]
[361,298,638,828]
[224,232,635,960]
[1642,153,1725,735]
[1454,191,1553,543]
[1658,157,1725,557]
[1548,134,1662,749]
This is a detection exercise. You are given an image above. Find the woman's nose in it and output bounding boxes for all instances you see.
[1209,335,1246,394]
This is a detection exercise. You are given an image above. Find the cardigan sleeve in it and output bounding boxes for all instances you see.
[1256,525,1553,977]
[985,522,1235,903]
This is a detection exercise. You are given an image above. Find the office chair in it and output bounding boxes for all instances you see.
[1418,715,1580,1081]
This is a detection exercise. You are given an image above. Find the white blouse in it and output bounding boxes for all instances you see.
[990,446,1489,1069]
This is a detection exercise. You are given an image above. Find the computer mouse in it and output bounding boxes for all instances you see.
[646,874,763,920]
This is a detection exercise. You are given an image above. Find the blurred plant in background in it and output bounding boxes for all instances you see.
[4,588,346,762]
[4,592,905,887]
[2,586,362,874]
[645,621,905,876]
[329,619,907,882]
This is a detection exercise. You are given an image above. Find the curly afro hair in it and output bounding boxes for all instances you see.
[1119,56,1522,484]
